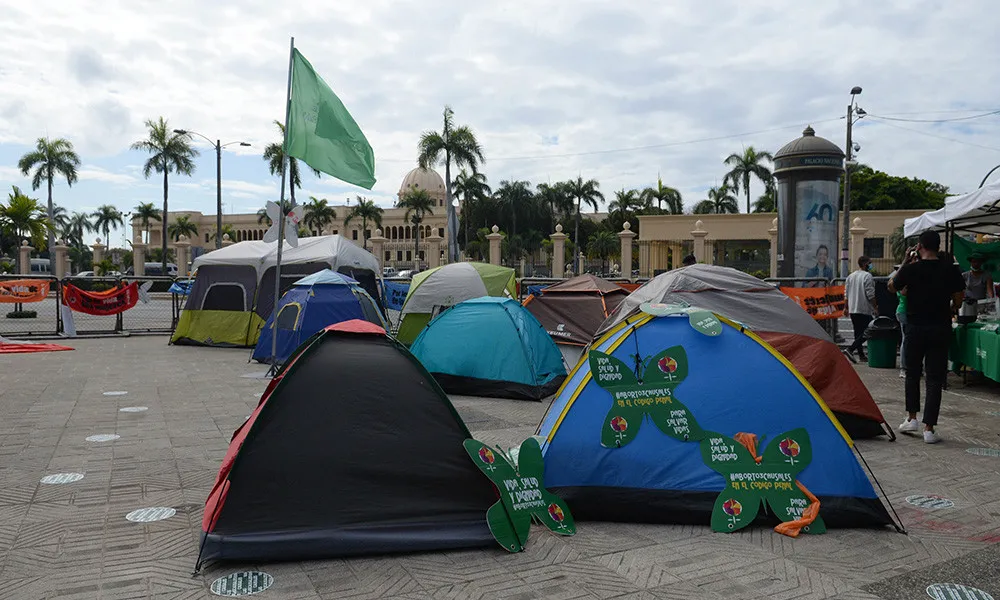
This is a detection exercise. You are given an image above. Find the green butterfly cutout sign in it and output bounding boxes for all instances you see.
[638,302,723,336]
[463,437,576,552]
[590,346,705,448]
[700,428,826,534]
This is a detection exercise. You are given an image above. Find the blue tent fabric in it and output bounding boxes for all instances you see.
[410,297,567,400]
[536,313,894,530]
[169,280,193,295]
[252,270,386,364]
[382,280,410,311]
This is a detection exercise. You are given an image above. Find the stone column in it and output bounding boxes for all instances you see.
[18,241,33,274]
[638,241,650,277]
[425,232,443,269]
[221,233,235,248]
[768,218,779,278]
[132,237,147,276]
[618,222,636,278]
[175,236,191,277]
[849,217,868,272]
[578,252,585,275]
[91,239,106,269]
[52,241,70,279]
[550,224,567,278]
[369,229,386,271]
[691,220,708,264]
[486,225,503,266]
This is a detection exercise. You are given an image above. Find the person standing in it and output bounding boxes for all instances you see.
[888,230,965,444]
[889,248,919,379]
[845,256,877,360]
[962,253,994,301]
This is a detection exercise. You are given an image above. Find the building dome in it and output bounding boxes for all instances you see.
[398,167,446,199]
[774,125,844,159]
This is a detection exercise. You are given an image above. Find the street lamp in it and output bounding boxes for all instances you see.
[173,130,251,249]
[840,86,865,279]
[979,164,1000,188]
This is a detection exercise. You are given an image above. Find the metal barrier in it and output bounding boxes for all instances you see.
[764,277,843,341]
[0,274,61,337]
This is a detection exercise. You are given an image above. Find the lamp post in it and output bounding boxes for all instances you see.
[173,130,250,249]
[979,164,1000,188]
[840,86,865,279]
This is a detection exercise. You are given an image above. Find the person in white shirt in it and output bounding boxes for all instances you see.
[845,256,877,360]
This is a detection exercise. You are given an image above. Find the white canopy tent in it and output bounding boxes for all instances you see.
[192,235,379,276]
[904,180,1000,238]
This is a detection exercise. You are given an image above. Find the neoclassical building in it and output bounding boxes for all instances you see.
[134,167,451,268]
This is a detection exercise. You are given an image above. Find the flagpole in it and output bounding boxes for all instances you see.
[268,36,296,375]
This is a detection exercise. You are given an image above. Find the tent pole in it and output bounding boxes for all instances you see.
[267,36,296,377]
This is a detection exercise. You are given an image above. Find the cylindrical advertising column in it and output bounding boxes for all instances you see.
[774,126,845,283]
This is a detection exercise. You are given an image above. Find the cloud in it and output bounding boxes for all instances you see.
[78,166,136,186]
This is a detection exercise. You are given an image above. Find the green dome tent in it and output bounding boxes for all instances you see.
[396,262,517,345]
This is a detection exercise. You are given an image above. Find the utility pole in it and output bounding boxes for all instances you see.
[840,86,862,280]
[215,140,223,249]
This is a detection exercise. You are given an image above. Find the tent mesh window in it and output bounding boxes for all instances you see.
[202,283,248,311]
[275,304,301,330]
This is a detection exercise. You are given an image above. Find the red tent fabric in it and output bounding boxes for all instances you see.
[0,337,74,354]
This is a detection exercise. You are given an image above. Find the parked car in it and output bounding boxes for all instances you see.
[382,266,397,277]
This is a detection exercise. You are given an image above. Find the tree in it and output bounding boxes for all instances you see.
[131,117,199,273]
[846,164,949,210]
[211,224,236,243]
[64,211,93,255]
[397,188,435,266]
[50,205,70,236]
[92,205,124,247]
[694,185,739,214]
[587,229,618,274]
[303,196,338,236]
[133,202,161,244]
[536,182,574,233]
[262,120,320,206]
[418,105,486,263]
[343,196,383,250]
[752,177,777,213]
[17,137,81,253]
[453,169,492,250]
[494,180,533,238]
[608,188,643,223]
[642,177,683,214]
[256,200,293,226]
[563,176,605,271]
[1,186,51,270]
[723,146,774,214]
[167,215,199,242]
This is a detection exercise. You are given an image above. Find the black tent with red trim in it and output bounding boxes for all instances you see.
[197,320,497,566]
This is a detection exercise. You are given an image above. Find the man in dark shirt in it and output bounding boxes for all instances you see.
[888,230,965,444]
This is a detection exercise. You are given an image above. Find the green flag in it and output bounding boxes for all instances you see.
[286,48,376,189]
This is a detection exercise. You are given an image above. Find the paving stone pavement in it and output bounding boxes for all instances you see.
[0,336,998,599]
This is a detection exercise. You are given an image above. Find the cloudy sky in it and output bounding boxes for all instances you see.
[1,0,998,246]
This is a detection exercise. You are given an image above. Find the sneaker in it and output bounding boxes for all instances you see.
[899,418,920,433]
[843,348,857,364]
[899,369,906,379]
[923,430,942,444]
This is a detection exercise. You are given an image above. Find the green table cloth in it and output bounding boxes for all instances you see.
[950,322,1000,382]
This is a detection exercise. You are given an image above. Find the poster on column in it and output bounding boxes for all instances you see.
[793,180,839,286]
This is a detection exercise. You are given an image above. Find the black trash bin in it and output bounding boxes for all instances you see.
[864,316,900,368]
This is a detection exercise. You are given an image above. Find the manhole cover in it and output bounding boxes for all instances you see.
[125,507,176,523]
[906,494,955,509]
[966,447,1000,457]
[103,391,128,396]
[119,406,148,413]
[40,473,84,484]
[210,571,274,596]
[85,434,120,442]
[926,583,994,599]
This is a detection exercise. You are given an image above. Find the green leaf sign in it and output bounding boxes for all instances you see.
[464,437,575,552]
[700,429,826,534]
[589,346,705,448]
[638,302,723,336]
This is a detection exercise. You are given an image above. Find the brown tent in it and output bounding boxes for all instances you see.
[523,274,628,348]
[597,265,891,439]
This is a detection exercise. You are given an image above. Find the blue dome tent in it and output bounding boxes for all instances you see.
[252,270,386,365]
[536,308,897,532]
[410,297,567,400]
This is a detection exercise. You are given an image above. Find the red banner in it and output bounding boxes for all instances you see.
[780,285,846,320]
[62,282,139,315]
[0,279,50,303]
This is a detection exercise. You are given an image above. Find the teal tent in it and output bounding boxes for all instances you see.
[410,297,567,400]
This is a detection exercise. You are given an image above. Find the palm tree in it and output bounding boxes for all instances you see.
[608,188,643,224]
[92,205,125,247]
[587,230,619,274]
[723,146,774,214]
[50,205,70,236]
[211,224,236,243]
[343,196,384,250]
[131,117,198,272]
[642,177,683,214]
[302,196,338,236]
[64,212,93,254]
[167,214,199,241]
[563,176,605,271]
[417,106,486,263]
[494,180,533,238]
[133,202,161,244]
[693,185,740,214]
[453,169,492,252]
[752,177,777,213]
[536,182,573,233]
[1,186,51,270]
[263,120,320,206]
[257,199,293,227]
[397,188,435,265]
[17,137,81,253]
